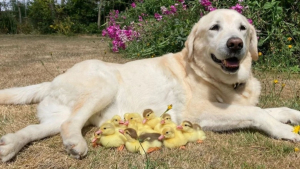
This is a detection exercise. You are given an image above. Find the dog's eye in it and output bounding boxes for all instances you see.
[210,24,219,31]
[240,25,246,31]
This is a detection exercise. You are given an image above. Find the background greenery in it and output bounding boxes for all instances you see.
[0,0,299,72]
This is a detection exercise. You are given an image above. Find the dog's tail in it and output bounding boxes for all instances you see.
[0,82,51,105]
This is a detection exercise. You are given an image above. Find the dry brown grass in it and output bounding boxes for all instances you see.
[0,35,300,169]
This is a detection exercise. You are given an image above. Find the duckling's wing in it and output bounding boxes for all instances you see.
[138,133,161,143]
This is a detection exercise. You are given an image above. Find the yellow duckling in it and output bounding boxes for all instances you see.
[119,128,162,154]
[96,123,126,151]
[154,113,177,133]
[142,109,161,129]
[124,113,156,135]
[90,130,102,148]
[177,121,206,143]
[124,113,143,129]
[158,126,187,149]
[105,115,126,129]
[192,123,206,142]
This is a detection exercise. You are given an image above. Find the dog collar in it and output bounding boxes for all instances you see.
[233,83,245,90]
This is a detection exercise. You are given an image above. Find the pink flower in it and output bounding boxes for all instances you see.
[178,0,185,3]
[102,30,107,36]
[208,6,217,11]
[200,0,212,7]
[247,19,253,25]
[122,16,126,20]
[138,16,143,22]
[161,6,168,14]
[231,4,243,13]
[154,13,163,21]
[175,3,179,6]
[131,2,136,8]
[183,4,187,10]
[170,5,177,13]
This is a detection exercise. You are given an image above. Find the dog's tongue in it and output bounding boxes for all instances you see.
[222,59,239,68]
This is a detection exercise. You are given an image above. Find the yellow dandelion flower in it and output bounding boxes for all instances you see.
[273,79,278,84]
[151,55,154,58]
[295,147,299,152]
[288,45,292,49]
[147,43,150,46]
[258,52,262,56]
[293,125,300,134]
[281,83,286,88]
[160,104,173,117]
[167,104,173,110]
[137,53,140,57]
[287,37,292,41]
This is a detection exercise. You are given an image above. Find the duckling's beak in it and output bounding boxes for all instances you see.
[158,135,164,140]
[119,129,124,134]
[91,138,98,143]
[176,125,183,130]
[160,120,165,124]
[124,121,129,126]
[119,120,124,124]
[95,130,102,135]
[142,119,147,124]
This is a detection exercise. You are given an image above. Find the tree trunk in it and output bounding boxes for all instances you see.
[97,0,103,29]
[49,0,55,19]
[18,3,22,24]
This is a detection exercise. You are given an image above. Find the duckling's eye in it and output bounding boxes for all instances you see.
[185,124,188,127]
[103,128,106,130]
[147,114,150,117]
[166,132,169,134]
[130,117,133,120]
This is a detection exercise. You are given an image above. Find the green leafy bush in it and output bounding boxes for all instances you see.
[0,12,18,34]
[102,0,299,72]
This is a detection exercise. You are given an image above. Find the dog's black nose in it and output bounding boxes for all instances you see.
[226,37,243,52]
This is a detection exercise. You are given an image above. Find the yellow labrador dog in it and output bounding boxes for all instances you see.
[1,9,300,162]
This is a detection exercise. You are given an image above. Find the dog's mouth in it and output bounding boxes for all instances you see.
[211,54,240,73]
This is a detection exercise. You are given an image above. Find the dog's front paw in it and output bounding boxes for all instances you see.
[0,133,24,162]
[63,136,88,159]
[269,123,300,142]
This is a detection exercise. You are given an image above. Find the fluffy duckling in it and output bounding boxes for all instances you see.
[154,113,177,133]
[97,123,126,151]
[105,115,126,129]
[158,126,187,149]
[124,113,143,129]
[90,130,102,148]
[177,121,206,143]
[192,123,206,142]
[142,109,161,129]
[124,113,156,135]
[119,128,162,154]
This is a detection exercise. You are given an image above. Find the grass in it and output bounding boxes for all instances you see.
[0,35,300,168]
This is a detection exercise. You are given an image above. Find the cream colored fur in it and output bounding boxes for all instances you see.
[1,9,300,162]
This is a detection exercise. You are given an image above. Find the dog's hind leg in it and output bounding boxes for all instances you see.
[0,98,70,162]
[0,122,61,162]
[60,75,118,159]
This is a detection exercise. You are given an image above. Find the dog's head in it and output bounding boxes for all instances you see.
[185,9,258,84]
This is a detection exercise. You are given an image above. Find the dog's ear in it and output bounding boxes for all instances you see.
[249,24,258,61]
[185,23,199,61]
